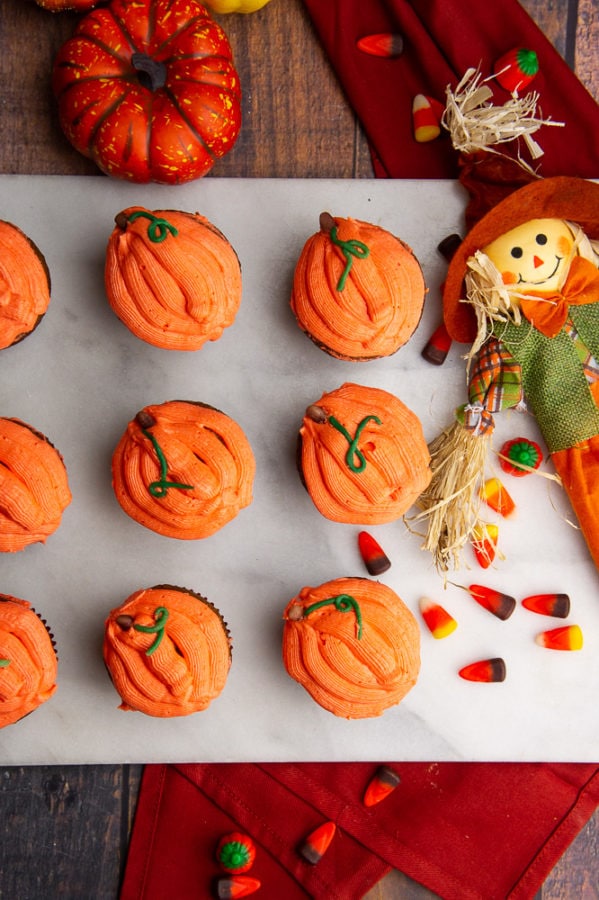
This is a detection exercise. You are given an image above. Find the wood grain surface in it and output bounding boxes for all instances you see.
[0,0,597,897]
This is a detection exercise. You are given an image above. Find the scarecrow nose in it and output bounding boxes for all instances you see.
[533,255,544,268]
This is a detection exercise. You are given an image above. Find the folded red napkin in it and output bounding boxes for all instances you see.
[121,4,599,899]
[121,762,599,899]
[302,0,599,180]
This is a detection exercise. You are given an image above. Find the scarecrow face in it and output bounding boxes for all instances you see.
[482,217,575,294]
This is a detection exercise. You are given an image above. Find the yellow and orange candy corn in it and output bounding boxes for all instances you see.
[356,33,404,58]
[215,875,261,899]
[522,593,570,618]
[535,625,583,651]
[422,321,452,365]
[363,765,401,807]
[299,821,336,865]
[358,531,391,575]
[471,522,499,569]
[458,658,506,683]
[480,478,516,517]
[412,94,442,142]
[419,597,458,639]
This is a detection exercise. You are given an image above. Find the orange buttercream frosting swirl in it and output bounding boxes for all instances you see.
[282,577,420,719]
[105,207,242,351]
[111,400,255,539]
[0,417,72,552]
[103,585,231,717]
[0,220,51,350]
[0,594,58,728]
[290,214,425,360]
[299,383,431,524]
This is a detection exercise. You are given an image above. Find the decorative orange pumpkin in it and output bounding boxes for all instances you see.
[298,382,432,524]
[282,577,420,719]
[0,220,51,351]
[291,212,426,360]
[103,585,231,716]
[112,400,255,539]
[0,418,72,552]
[52,0,242,184]
[105,207,242,350]
[0,594,58,729]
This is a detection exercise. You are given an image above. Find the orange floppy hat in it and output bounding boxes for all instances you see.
[443,176,599,343]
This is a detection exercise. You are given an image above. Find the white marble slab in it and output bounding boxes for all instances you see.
[0,175,597,764]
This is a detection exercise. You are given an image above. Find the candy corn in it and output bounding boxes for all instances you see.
[412,94,442,142]
[535,624,583,651]
[215,875,261,899]
[356,33,404,58]
[458,658,506,683]
[480,478,516,517]
[422,321,452,365]
[499,437,543,477]
[471,522,499,569]
[493,47,539,94]
[216,833,256,874]
[521,593,570,618]
[358,531,391,575]
[419,597,458,639]
[299,821,336,865]
[363,765,401,807]
[467,584,516,620]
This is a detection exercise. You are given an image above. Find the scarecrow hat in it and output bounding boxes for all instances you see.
[443,175,599,343]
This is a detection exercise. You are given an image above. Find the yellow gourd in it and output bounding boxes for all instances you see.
[203,0,273,12]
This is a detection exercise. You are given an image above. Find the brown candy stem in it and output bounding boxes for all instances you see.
[319,212,335,234]
[135,410,156,430]
[114,212,129,230]
[305,404,328,424]
[115,615,134,630]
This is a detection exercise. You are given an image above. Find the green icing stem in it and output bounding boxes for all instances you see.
[303,594,363,639]
[127,210,178,243]
[329,226,370,291]
[133,606,169,656]
[328,414,382,473]
[141,428,195,498]
[0,659,10,668]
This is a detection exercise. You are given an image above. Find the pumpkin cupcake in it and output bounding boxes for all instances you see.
[0,594,58,728]
[298,383,432,524]
[282,577,420,719]
[112,400,255,539]
[105,207,242,351]
[290,212,426,360]
[103,585,232,717]
[0,220,51,351]
[0,417,72,552]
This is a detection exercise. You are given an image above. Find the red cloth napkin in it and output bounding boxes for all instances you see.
[121,3,599,899]
[301,0,599,180]
[121,762,599,899]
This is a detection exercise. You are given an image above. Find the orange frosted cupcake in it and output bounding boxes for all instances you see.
[290,212,425,360]
[112,400,255,539]
[0,417,72,552]
[282,577,420,719]
[103,585,232,717]
[0,220,51,350]
[105,207,242,351]
[0,594,58,728]
[298,383,431,524]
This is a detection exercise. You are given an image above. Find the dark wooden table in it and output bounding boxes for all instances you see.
[0,1,597,896]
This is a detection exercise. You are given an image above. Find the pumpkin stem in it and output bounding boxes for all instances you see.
[131,52,167,91]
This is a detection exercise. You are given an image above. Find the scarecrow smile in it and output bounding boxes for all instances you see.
[517,255,563,286]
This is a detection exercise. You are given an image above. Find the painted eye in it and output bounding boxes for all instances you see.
[536,234,548,245]
[510,246,523,259]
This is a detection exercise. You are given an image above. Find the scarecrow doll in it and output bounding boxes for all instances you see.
[418,175,599,572]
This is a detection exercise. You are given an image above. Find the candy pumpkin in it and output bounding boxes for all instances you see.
[291,213,426,360]
[0,594,58,729]
[0,220,51,351]
[0,418,72,552]
[105,207,242,350]
[282,577,420,719]
[52,0,242,184]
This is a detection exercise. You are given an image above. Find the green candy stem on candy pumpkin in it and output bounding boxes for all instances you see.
[499,437,543,476]
[303,594,363,639]
[328,414,382,473]
[132,606,169,656]
[218,838,255,873]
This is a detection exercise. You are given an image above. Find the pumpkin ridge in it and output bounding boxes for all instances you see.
[162,86,215,160]
[150,13,216,57]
